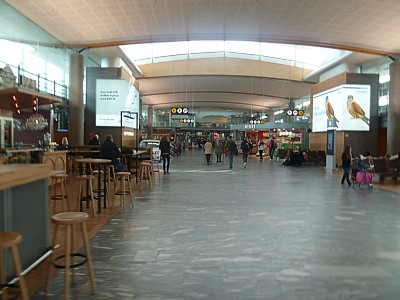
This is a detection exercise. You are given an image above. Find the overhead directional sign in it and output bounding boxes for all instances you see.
[249,119,265,124]
[286,109,304,116]
[171,107,189,114]
[179,118,194,123]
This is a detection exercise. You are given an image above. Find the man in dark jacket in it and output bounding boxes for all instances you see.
[241,137,251,168]
[226,136,237,169]
[100,134,123,171]
[159,135,171,174]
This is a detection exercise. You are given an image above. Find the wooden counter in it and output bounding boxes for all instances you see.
[0,164,51,276]
[43,150,68,171]
[0,163,51,190]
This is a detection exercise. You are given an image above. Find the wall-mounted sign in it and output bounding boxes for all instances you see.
[312,84,370,132]
[179,118,194,123]
[286,109,304,116]
[171,107,189,114]
[95,79,139,127]
[245,124,256,129]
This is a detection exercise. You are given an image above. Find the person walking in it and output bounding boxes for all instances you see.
[159,135,171,174]
[258,140,265,161]
[214,138,223,164]
[226,136,237,169]
[268,136,277,160]
[341,145,353,186]
[241,137,251,168]
[204,139,213,165]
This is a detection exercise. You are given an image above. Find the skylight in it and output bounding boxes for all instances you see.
[120,41,350,70]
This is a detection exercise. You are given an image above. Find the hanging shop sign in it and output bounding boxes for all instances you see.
[286,109,304,116]
[171,107,189,114]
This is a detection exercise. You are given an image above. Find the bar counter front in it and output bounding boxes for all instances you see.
[0,163,51,275]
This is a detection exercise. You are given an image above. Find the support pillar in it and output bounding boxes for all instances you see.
[69,54,84,146]
[388,61,400,154]
[268,109,274,123]
[148,105,153,139]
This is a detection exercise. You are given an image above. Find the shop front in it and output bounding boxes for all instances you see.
[233,121,310,151]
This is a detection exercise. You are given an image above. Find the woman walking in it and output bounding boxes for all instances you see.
[341,145,353,186]
[258,140,265,161]
[214,138,223,164]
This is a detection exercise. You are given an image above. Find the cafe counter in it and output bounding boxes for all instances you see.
[0,164,51,275]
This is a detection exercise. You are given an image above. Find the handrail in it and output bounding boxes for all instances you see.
[0,60,68,99]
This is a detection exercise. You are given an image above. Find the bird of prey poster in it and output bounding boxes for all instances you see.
[312,84,370,132]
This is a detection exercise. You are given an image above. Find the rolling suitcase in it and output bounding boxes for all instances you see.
[354,171,373,188]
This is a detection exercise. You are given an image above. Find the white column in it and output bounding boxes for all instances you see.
[388,61,400,154]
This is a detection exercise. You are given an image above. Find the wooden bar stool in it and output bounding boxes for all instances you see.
[0,232,29,300]
[49,172,70,214]
[92,164,115,206]
[113,172,134,208]
[76,174,97,217]
[139,161,153,190]
[45,212,96,300]
[152,159,161,182]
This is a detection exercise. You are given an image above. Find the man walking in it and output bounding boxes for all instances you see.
[226,136,237,169]
[269,136,277,160]
[241,137,251,168]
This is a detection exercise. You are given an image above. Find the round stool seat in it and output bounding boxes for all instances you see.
[51,212,89,225]
[51,172,68,178]
[0,232,22,249]
[115,172,131,176]
[76,175,95,180]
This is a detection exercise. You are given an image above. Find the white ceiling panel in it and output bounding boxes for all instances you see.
[4,0,394,111]
[5,0,400,54]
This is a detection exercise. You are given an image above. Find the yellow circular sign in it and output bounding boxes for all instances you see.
[298,110,304,116]
[171,107,177,114]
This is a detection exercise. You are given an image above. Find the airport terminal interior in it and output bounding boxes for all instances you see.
[2,0,400,299]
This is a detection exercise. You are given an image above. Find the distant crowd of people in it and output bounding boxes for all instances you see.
[56,133,281,173]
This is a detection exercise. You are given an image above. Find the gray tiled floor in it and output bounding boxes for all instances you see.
[34,149,400,299]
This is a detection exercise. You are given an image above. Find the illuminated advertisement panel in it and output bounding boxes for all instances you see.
[96,79,139,127]
[312,84,370,132]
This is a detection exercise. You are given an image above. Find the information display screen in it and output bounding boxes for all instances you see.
[96,79,139,127]
[327,130,335,156]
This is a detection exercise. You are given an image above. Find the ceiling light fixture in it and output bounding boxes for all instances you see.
[12,94,21,115]
[25,97,48,131]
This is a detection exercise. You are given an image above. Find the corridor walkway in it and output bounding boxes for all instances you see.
[34,148,400,299]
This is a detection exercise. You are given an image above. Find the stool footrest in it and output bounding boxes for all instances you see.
[52,253,87,269]
[115,191,131,195]
[50,195,66,200]
[0,283,19,289]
